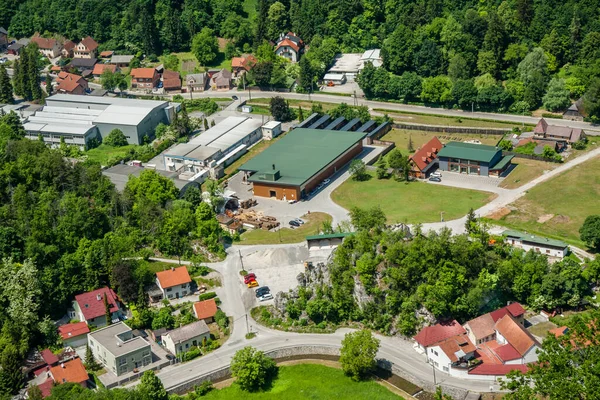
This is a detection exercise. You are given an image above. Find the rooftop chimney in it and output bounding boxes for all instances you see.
[272,164,276,170]
[171,267,175,272]
[61,363,65,369]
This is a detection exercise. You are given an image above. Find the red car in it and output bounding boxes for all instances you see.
[243,273,256,284]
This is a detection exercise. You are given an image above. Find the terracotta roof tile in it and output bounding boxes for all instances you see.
[74,287,119,321]
[58,322,90,340]
[92,63,116,75]
[489,303,526,322]
[156,266,191,289]
[231,57,245,68]
[549,326,568,338]
[495,315,539,356]
[277,38,300,53]
[437,334,476,362]
[465,313,495,341]
[100,51,114,58]
[409,136,443,171]
[31,36,57,50]
[40,349,59,366]
[50,358,88,385]
[534,118,548,134]
[80,36,98,52]
[130,68,157,79]
[193,299,218,320]
[414,320,466,347]
[493,343,522,362]
[37,379,53,398]
[468,363,529,376]
[63,40,76,51]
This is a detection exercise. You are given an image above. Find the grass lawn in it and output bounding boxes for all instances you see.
[202,364,402,400]
[375,109,530,129]
[85,144,135,165]
[488,155,600,248]
[332,172,495,224]
[141,260,182,274]
[499,158,557,189]
[158,52,232,78]
[527,321,558,339]
[382,129,503,153]
[239,212,332,245]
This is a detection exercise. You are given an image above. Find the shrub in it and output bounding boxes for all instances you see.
[199,292,217,301]
[182,346,202,361]
[104,129,128,147]
[194,380,213,396]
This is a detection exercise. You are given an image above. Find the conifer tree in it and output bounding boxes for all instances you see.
[0,65,14,104]
[45,74,52,95]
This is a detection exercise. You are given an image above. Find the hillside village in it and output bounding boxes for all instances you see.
[1,1,600,399]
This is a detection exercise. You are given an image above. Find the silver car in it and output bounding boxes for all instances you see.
[259,293,274,301]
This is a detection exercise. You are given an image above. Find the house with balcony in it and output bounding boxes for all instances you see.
[275,32,304,62]
[155,266,192,300]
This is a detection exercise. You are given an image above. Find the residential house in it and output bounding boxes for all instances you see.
[231,54,257,78]
[41,349,59,367]
[413,320,467,354]
[74,36,98,59]
[162,70,181,92]
[493,315,540,364]
[211,69,233,91]
[563,98,584,121]
[7,42,24,56]
[61,40,76,58]
[156,266,192,300]
[161,320,210,356]
[58,322,90,348]
[408,136,443,179]
[68,57,97,76]
[193,299,218,323]
[71,287,122,327]
[436,142,513,177]
[88,322,152,376]
[56,71,89,95]
[533,118,585,144]
[130,68,159,90]
[31,36,62,58]
[503,230,569,259]
[186,73,209,92]
[48,357,89,388]
[92,63,117,79]
[0,27,8,51]
[463,303,526,346]
[275,32,304,62]
[110,55,135,68]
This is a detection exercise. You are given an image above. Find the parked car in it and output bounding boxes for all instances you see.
[247,280,259,288]
[289,220,300,227]
[293,218,305,225]
[429,176,441,182]
[243,273,257,284]
[259,293,273,301]
[431,171,442,178]
[322,178,331,185]
[0,58,7,64]
[255,286,270,297]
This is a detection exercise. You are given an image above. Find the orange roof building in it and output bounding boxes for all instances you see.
[193,299,218,322]
[49,358,89,387]
[156,266,192,300]
[130,68,159,89]
[55,72,88,95]
[92,63,117,76]
[408,136,443,179]
[58,322,90,345]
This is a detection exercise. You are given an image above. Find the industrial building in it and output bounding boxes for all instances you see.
[163,117,264,182]
[240,128,365,201]
[23,95,177,148]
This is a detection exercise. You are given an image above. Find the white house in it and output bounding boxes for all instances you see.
[261,121,282,140]
[494,315,540,364]
[156,266,192,300]
[503,230,569,259]
[71,287,123,327]
[161,320,211,356]
[275,32,304,63]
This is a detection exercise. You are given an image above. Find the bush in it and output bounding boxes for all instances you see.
[230,346,277,392]
[104,129,128,147]
[182,346,202,361]
[194,380,213,396]
[215,310,229,330]
[199,292,217,301]
[541,113,563,119]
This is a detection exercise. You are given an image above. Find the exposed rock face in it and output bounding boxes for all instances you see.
[352,276,372,310]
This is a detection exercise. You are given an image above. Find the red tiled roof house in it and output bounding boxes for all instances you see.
[408,136,443,179]
[231,55,257,78]
[130,68,159,90]
[193,299,218,323]
[92,63,117,78]
[31,35,62,58]
[74,36,98,59]
[58,322,90,347]
[156,266,192,300]
[275,32,304,62]
[71,287,122,327]
[61,40,76,58]
[55,71,88,95]
[49,358,89,388]
[162,69,182,92]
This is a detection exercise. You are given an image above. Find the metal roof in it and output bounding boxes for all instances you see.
[241,128,365,187]
[490,155,513,170]
[503,230,568,249]
[305,232,352,241]
[437,142,501,163]
[24,121,97,136]
[46,94,168,109]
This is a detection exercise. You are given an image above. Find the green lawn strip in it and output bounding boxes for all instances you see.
[331,172,494,224]
[140,260,183,274]
[373,108,536,128]
[239,212,332,245]
[85,144,136,165]
[202,364,403,400]
[487,155,600,247]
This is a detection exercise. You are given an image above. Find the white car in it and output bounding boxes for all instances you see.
[293,218,305,225]
[259,293,273,301]
[430,171,442,178]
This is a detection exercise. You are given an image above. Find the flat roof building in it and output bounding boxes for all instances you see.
[23,94,176,148]
[437,142,513,177]
[503,230,569,259]
[240,128,365,201]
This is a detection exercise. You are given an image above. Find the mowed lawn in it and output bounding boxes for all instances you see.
[500,158,557,189]
[376,109,527,129]
[332,172,495,224]
[490,156,600,247]
[239,212,332,245]
[202,364,402,400]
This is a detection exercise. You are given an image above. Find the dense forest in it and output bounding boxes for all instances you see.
[0,111,226,396]
[4,0,600,114]
[263,207,599,336]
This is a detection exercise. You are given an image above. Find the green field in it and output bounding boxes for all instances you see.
[85,144,135,165]
[489,155,600,248]
[332,172,495,224]
[158,51,232,78]
[240,212,332,245]
[202,364,402,399]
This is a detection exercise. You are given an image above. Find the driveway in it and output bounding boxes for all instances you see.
[425,171,504,193]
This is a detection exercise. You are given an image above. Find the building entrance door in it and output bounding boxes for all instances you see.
[269,190,276,198]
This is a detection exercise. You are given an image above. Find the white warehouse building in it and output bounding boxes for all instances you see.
[23,94,177,148]
[163,116,265,180]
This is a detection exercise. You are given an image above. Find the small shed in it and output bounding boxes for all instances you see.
[241,105,253,113]
[262,121,282,140]
[322,73,347,85]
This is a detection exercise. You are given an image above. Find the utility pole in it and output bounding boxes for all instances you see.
[431,362,437,385]
[245,314,250,334]
[239,249,245,272]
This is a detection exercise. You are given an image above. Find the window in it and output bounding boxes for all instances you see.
[167,288,172,292]
[186,343,189,349]
[143,351,150,357]
[546,249,550,254]
[119,358,127,366]
[443,366,449,372]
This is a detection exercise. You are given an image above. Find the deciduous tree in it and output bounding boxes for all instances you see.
[230,346,277,391]
[339,329,380,381]
[580,215,600,251]
[192,28,219,66]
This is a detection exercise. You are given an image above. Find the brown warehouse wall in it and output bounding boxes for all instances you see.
[253,183,300,201]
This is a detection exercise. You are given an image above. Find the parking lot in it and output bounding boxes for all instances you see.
[425,170,505,193]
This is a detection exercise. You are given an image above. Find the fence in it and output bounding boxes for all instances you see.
[392,122,511,135]
[503,151,563,163]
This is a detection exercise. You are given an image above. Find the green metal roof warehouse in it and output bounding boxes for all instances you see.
[240,128,365,200]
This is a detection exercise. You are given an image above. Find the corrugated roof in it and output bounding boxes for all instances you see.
[241,128,365,187]
[503,230,568,249]
[437,142,501,163]
[305,232,352,240]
